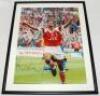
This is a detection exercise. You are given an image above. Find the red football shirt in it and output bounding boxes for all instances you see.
[43,28,62,46]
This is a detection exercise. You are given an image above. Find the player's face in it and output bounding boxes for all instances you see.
[47,22,54,30]
[48,25,54,30]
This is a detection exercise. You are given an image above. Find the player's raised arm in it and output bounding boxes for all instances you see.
[63,19,72,29]
[56,19,71,32]
[21,22,39,31]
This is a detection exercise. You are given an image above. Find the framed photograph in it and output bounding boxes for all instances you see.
[2,1,98,95]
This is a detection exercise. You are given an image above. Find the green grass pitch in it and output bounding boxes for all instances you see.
[14,54,86,84]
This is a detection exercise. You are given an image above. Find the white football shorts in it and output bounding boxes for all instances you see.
[43,46,65,60]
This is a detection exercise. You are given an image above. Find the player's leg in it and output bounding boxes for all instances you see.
[43,59,51,70]
[53,46,66,83]
[43,53,57,76]
[57,59,65,84]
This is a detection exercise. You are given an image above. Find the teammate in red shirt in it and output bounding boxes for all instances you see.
[71,41,81,51]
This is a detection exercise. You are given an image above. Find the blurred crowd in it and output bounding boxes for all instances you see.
[18,8,82,52]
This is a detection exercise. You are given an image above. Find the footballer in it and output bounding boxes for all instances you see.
[22,20,68,84]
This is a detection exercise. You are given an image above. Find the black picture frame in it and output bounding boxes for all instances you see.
[2,1,98,95]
